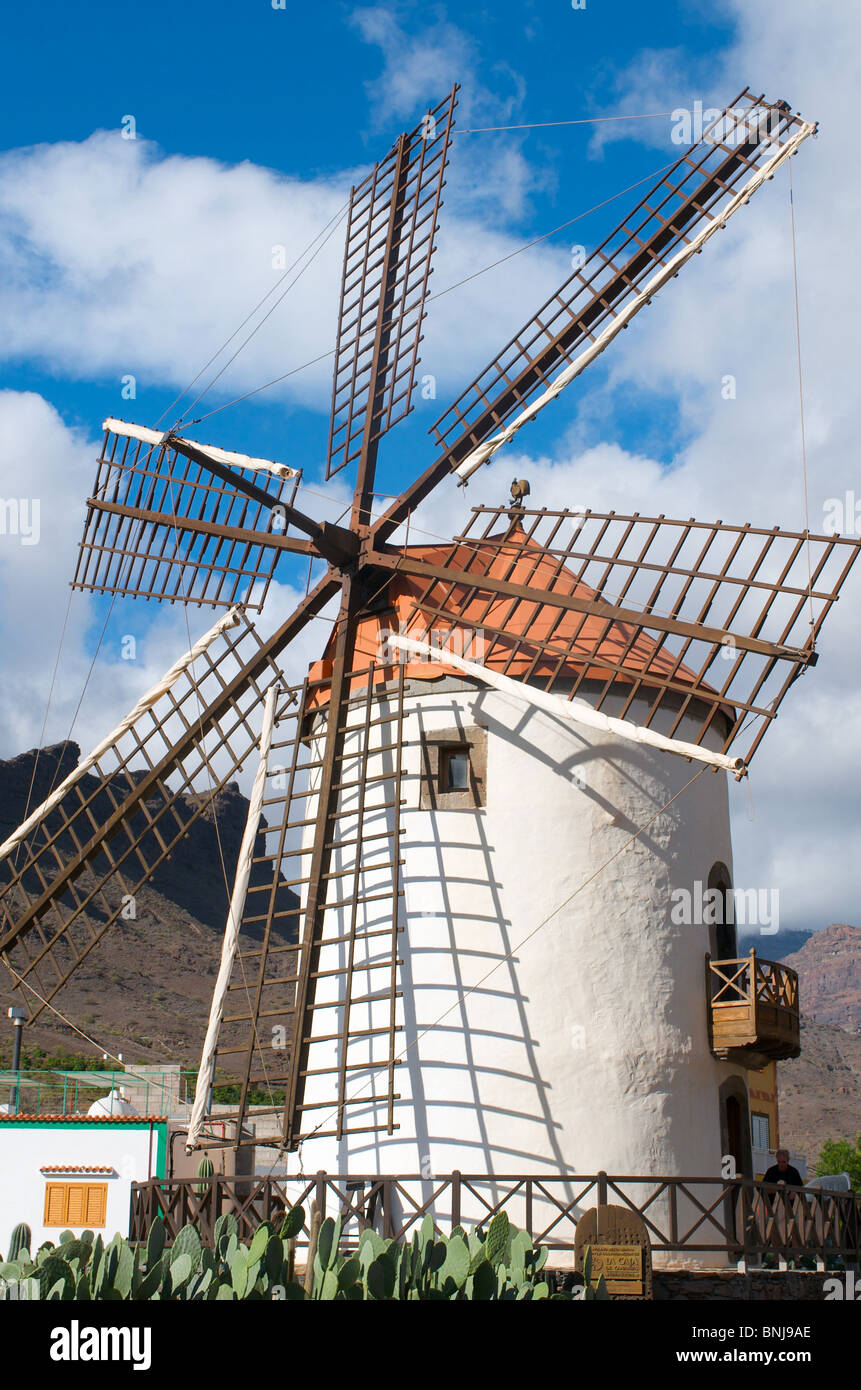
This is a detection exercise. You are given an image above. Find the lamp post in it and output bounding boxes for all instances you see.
[7,1007,25,1115]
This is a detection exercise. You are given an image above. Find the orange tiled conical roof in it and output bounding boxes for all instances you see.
[306,527,715,708]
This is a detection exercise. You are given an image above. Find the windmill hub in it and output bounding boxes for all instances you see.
[313,519,360,571]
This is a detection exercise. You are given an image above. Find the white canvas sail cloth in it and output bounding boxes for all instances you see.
[388,633,747,777]
[0,608,242,864]
[102,418,299,482]
[186,684,278,1153]
[453,119,816,484]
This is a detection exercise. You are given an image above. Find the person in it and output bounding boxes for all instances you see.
[763,1148,804,1187]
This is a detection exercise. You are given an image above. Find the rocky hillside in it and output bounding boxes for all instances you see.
[0,744,297,1066]
[771,924,861,1172]
[782,923,861,1034]
[779,1016,861,1173]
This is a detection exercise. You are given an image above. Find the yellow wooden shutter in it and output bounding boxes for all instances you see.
[84,1183,107,1227]
[65,1184,86,1225]
[44,1183,68,1225]
[44,1180,109,1227]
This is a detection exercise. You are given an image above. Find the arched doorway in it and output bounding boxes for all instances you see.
[708,861,736,961]
[719,1077,752,1179]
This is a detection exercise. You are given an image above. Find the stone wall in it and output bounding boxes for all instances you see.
[653,1270,834,1300]
[550,1268,838,1299]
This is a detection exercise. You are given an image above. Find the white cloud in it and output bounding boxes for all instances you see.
[0,127,566,433]
[0,391,206,761]
[0,133,347,412]
[350,5,473,123]
[349,4,547,223]
[586,46,700,158]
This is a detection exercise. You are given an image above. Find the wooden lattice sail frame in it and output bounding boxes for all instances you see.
[371,506,861,771]
[73,422,302,610]
[2,85,857,1154]
[0,609,289,1017]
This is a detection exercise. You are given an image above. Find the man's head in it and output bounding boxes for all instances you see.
[776,1148,790,1170]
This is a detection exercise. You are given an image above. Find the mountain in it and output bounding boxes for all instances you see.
[738,928,813,961]
[778,1016,861,1173]
[774,924,861,1172]
[0,744,297,1066]
[782,923,861,1034]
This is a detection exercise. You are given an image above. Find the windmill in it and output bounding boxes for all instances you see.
[1,87,858,1194]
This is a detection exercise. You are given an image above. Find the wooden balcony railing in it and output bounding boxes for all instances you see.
[707,950,800,1068]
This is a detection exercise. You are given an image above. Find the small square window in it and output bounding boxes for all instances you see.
[751,1113,770,1150]
[440,747,470,792]
[419,726,485,810]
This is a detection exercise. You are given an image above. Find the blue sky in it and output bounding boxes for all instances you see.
[2,2,733,166]
[1,0,859,932]
[0,0,738,478]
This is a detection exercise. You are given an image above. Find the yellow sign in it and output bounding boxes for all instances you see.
[590,1244,643,1293]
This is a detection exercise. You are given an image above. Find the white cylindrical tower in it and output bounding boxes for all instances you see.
[288,536,755,1267]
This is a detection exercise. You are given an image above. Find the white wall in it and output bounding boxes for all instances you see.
[0,1121,164,1253]
[292,678,751,1265]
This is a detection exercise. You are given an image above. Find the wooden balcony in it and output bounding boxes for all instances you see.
[707,950,800,1069]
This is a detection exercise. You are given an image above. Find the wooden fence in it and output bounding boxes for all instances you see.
[130,1171,861,1264]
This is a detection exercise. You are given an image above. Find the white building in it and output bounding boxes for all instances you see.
[0,1112,167,1252]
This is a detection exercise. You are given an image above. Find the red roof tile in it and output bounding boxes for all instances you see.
[307,528,725,709]
[0,1114,166,1123]
[40,1165,117,1174]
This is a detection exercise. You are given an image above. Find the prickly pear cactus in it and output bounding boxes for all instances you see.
[8,1223,31,1262]
[194,1155,215,1197]
[0,1204,590,1301]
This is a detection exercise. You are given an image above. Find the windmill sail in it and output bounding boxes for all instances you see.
[367,508,861,772]
[369,91,815,541]
[430,91,813,477]
[325,86,458,483]
[0,609,288,1018]
[72,421,302,610]
[204,659,407,1149]
[187,684,279,1151]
